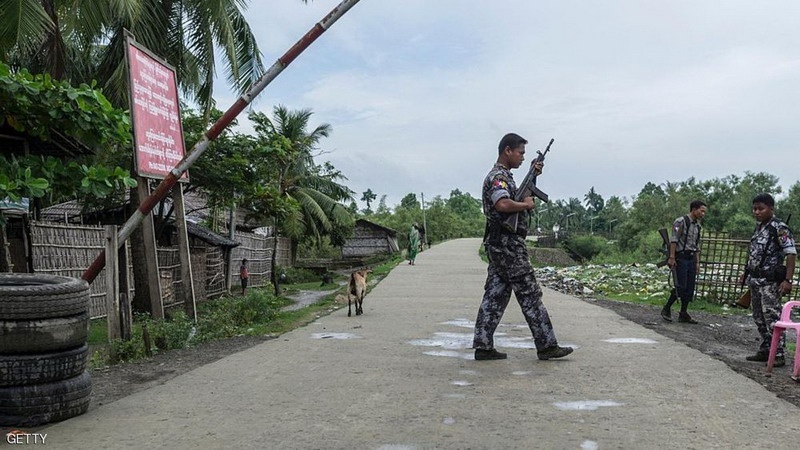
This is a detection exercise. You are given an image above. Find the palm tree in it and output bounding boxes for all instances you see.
[248,106,354,293]
[0,0,265,117]
[361,189,377,214]
[255,106,354,240]
[583,186,604,215]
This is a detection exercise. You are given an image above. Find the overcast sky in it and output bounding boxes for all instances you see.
[213,0,800,209]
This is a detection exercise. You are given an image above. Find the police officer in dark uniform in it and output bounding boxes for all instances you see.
[472,133,573,361]
[660,200,707,323]
[740,193,796,367]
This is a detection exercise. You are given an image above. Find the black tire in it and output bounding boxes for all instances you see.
[0,313,89,354]
[0,273,90,320]
[0,371,91,427]
[0,345,89,387]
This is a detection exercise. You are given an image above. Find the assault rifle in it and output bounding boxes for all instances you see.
[657,227,680,302]
[502,138,554,233]
[657,228,670,268]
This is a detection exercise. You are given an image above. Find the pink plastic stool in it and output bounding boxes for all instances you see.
[766,300,800,379]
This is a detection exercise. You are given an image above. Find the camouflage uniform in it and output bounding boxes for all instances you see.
[472,163,559,351]
[745,217,796,357]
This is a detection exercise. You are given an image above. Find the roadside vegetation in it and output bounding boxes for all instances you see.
[88,254,402,368]
[539,263,747,316]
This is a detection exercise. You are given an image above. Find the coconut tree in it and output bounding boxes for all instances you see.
[246,106,354,294]
[0,0,267,117]
[251,106,354,240]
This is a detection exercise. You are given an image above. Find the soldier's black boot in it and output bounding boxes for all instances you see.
[661,289,677,322]
[537,345,573,360]
[474,348,507,360]
[745,351,769,362]
[678,312,698,324]
[660,305,672,322]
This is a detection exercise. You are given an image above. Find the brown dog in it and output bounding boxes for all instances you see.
[348,269,371,317]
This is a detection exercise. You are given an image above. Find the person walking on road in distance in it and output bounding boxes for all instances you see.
[416,223,427,252]
[740,193,796,367]
[472,132,573,361]
[660,200,707,324]
[239,258,250,295]
[407,222,420,265]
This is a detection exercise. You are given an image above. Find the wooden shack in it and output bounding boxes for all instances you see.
[342,219,399,258]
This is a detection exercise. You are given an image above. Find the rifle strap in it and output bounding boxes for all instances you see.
[751,218,787,271]
[677,215,700,252]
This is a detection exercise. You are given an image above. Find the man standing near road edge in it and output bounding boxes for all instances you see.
[661,200,707,324]
[472,132,573,361]
[740,193,796,367]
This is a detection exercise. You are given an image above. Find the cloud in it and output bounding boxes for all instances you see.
[208,0,800,207]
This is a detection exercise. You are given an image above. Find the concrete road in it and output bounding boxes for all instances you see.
[44,239,799,449]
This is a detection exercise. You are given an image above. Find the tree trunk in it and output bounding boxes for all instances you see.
[290,239,298,266]
[129,187,151,313]
[226,200,236,294]
[0,221,12,273]
[272,218,280,296]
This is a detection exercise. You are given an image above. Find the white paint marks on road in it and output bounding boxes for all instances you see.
[451,380,473,387]
[409,332,526,352]
[603,338,658,344]
[496,337,536,349]
[444,393,466,399]
[440,318,527,330]
[440,318,473,328]
[552,400,623,411]
[422,350,473,360]
[512,371,532,376]
[442,417,456,425]
[498,323,529,329]
[408,332,472,350]
[581,440,599,450]
[311,333,362,340]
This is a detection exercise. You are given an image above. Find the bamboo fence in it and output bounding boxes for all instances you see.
[697,231,799,304]
[28,223,293,318]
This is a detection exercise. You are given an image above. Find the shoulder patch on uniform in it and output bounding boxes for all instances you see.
[779,228,790,244]
[492,179,507,189]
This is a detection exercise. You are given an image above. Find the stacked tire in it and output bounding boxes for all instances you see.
[0,274,92,427]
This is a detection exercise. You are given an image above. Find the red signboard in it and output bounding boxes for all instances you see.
[126,40,187,180]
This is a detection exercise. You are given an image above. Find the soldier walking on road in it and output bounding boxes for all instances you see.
[660,200,707,324]
[740,193,796,367]
[472,132,573,361]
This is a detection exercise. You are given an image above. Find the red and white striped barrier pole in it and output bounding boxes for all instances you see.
[83,0,363,283]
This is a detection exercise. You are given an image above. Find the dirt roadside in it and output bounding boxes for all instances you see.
[87,293,800,412]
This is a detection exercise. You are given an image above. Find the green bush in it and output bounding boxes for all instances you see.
[564,235,608,261]
[109,335,146,363]
[150,311,195,351]
[195,290,280,341]
[278,266,320,284]
[101,288,295,365]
